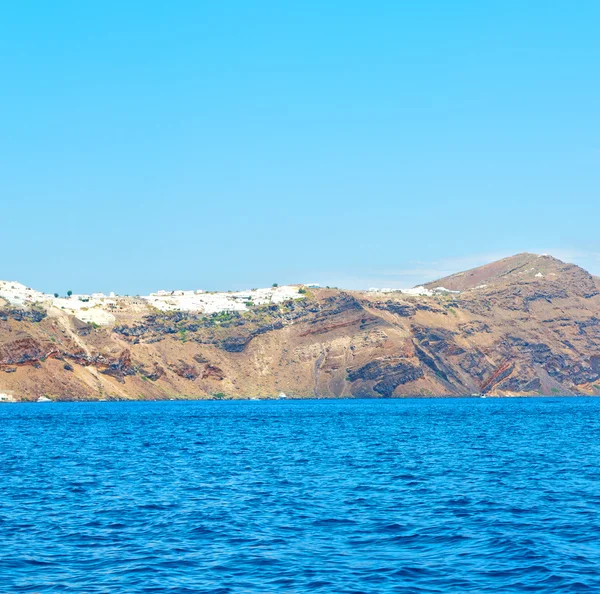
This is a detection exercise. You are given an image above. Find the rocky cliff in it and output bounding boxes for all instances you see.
[2,253,600,401]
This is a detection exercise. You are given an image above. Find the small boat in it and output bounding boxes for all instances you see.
[37,395,52,403]
[278,392,287,400]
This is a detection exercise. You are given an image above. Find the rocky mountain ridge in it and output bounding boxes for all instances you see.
[2,253,600,401]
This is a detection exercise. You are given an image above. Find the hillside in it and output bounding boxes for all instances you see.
[424,253,597,293]
[1,253,600,401]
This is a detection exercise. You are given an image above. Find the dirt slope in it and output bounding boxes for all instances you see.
[424,253,596,294]
[2,254,600,401]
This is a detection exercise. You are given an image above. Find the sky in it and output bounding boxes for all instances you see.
[1,1,598,294]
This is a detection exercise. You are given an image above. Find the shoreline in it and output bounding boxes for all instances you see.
[1,393,595,404]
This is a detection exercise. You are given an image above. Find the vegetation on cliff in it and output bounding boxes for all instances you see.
[1,254,600,401]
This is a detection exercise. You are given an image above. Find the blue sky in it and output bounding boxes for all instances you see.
[1,1,598,294]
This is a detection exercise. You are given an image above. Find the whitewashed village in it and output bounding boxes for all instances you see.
[0,280,459,327]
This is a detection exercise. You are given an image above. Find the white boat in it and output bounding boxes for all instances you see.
[37,395,52,403]
[278,392,287,399]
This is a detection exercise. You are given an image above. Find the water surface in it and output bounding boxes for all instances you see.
[1,398,600,592]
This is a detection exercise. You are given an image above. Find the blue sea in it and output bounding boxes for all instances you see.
[1,398,600,593]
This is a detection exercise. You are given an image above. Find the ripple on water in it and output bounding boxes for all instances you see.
[1,398,600,592]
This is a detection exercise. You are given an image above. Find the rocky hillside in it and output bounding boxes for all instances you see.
[2,253,600,401]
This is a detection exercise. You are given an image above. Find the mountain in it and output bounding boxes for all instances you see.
[424,253,598,294]
[1,253,600,401]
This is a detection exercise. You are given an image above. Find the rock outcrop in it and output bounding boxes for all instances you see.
[1,253,600,401]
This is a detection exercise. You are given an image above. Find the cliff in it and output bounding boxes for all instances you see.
[2,253,600,401]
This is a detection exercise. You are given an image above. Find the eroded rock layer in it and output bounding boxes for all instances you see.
[1,254,600,400]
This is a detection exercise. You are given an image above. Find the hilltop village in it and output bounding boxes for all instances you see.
[0,280,455,326]
[0,281,310,325]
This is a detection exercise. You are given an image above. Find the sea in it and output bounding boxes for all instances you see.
[1,397,599,593]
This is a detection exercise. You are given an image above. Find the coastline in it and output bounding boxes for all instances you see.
[2,393,593,404]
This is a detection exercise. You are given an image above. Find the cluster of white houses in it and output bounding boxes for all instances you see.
[0,281,310,325]
[142,285,306,314]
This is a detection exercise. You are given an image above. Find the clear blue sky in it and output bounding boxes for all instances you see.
[1,1,598,294]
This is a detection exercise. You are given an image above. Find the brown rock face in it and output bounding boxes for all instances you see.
[200,364,224,381]
[347,357,424,397]
[0,338,56,368]
[99,350,136,383]
[1,253,600,400]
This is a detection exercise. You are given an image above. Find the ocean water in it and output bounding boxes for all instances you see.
[1,398,600,593]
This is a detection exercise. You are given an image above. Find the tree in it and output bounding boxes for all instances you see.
[53,293,59,298]
[67,290,73,297]
[272,283,278,288]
